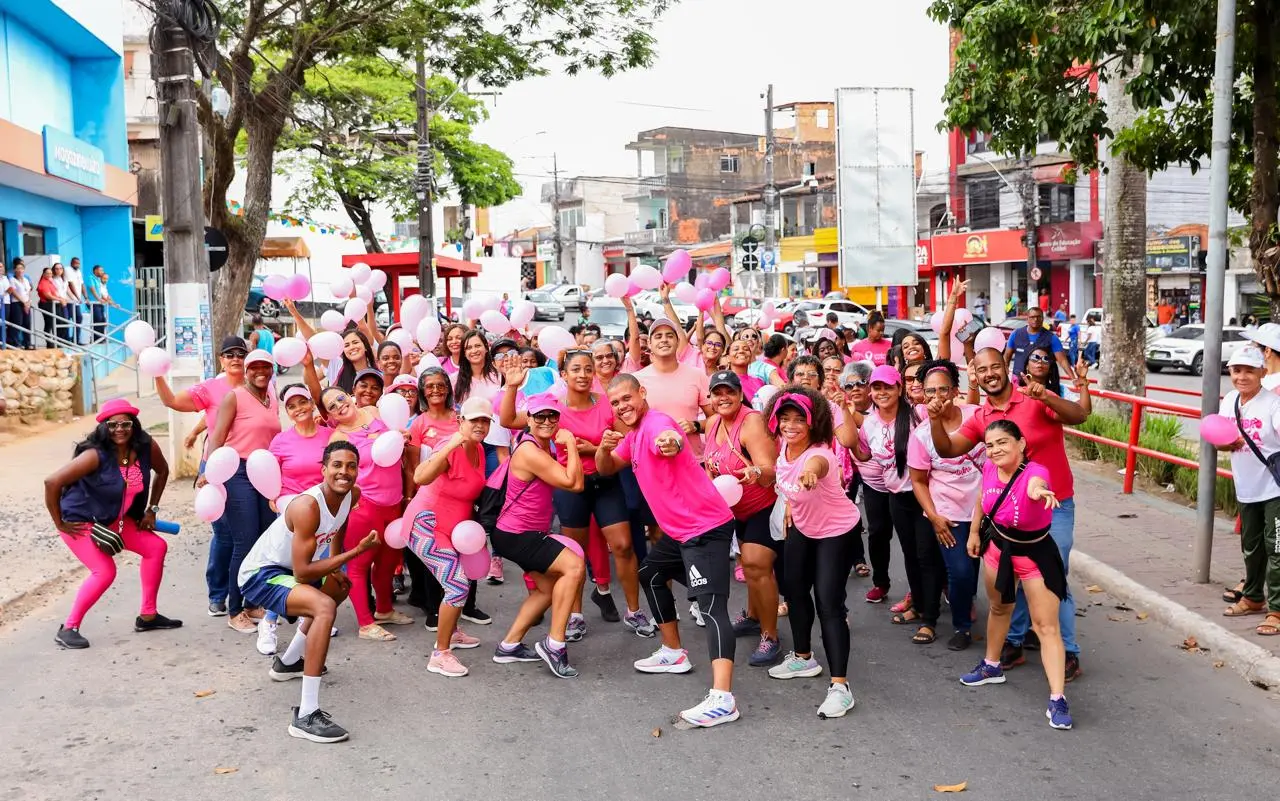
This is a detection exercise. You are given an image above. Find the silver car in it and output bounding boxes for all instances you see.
[525,291,566,322]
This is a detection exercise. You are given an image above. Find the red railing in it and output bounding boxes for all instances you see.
[1067,386,1233,494]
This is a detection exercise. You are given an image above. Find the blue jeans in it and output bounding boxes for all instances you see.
[0,302,8,349]
[71,303,84,345]
[221,461,275,615]
[940,522,979,633]
[1006,498,1078,654]
[207,517,232,605]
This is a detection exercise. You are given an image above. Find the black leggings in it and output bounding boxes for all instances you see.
[783,526,856,678]
[404,548,477,611]
[905,508,948,628]
[845,481,867,567]
[887,489,925,603]
[638,533,735,663]
[862,486,896,590]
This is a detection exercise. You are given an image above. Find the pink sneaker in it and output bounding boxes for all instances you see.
[486,556,505,585]
[890,593,913,614]
[427,649,469,677]
[865,586,889,604]
[734,564,746,583]
[450,628,481,649]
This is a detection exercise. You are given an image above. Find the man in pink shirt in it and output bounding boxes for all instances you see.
[596,374,739,729]
[635,318,714,458]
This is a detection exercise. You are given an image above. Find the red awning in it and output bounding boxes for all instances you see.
[339,251,481,278]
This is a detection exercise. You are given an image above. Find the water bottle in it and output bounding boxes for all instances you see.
[154,519,181,535]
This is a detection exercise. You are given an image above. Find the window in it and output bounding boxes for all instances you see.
[559,206,584,233]
[20,224,46,256]
[658,207,668,228]
[803,162,816,177]
[967,180,1001,229]
[816,109,830,128]
[1038,184,1076,223]
[667,146,685,174]
[720,155,740,173]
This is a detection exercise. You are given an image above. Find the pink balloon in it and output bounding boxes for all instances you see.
[930,313,946,334]
[204,446,239,485]
[549,534,585,560]
[694,288,716,312]
[451,520,487,555]
[138,347,171,378]
[194,484,226,523]
[263,274,290,301]
[538,325,575,361]
[371,430,405,467]
[273,336,308,368]
[461,299,484,320]
[510,300,537,327]
[415,353,441,374]
[479,309,512,335]
[383,518,407,549]
[377,393,411,431]
[954,308,973,329]
[694,273,710,290]
[708,267,731,292]
[367,270,388,293]
[662,250,693,284]
[1202,414,1241,447]
[605,273,630,298]
[416,317,442,351]
[286,274,311,301]
[344,297,368,321]
[350,262,372,284]
[330,276,354,299]
[308,331,344,361]
[355,284,373,303]
[673,281,698,304]
[387,328,416,355]
[319,309,346,333]
[246,449,282,500]
[631,264,662,290]
[712,474,743,506]
[973,327,1007,353]
[625,278,643,298]
[762,300,776,315]
[461,548,492,582]
[401,295,430,331]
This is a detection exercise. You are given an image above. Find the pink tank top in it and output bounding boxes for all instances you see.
[119,463,144,521]
[344,418,403,507]
[554,393,613,475]
[704,407,776,520]
[224,387,282,459]
[495,439,555,533]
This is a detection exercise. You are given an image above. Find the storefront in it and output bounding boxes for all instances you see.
[1036,220,1101,316]
[1145,233,1205,326]
[930,228,1030,323]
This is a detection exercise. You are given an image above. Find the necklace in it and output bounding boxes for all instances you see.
[248,387,271,408]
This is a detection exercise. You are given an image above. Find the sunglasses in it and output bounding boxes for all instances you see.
[325,393,352,412]
[842,380,868,389]
[530,411,560,424]
[106,420,134,432]
[222,350,247,360]
[904,374,924,384]
[1028,353,1052,364]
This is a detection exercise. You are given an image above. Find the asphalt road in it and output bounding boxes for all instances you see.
[3,515,1280,801]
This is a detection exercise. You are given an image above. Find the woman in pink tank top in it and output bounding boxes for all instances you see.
[703,370,781,663]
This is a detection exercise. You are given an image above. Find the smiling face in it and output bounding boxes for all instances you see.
[608,380,646,427]
[285,394,316,424]
[377,346,402,376]
[902,363,925,404]
[777,407,811,448]
[420,372,450,410]
[843,374,869,409]
[1231,364,1264,395]
[791,362,821,392]
[322,446,359,494]
[463,333,488,368]
[459,415,492,442]
[702,334,726,364]
[1027,347,1052,381]
[973,349,1009,396]
[561,352,595,393]
[710,384,743,419]
[105,414,134,448]
[728,338,753,368]
[246,361,273,389]
[901,334,926,363]
[984,426,1026,471]
[322,389,358,425]
[353,376,383,407]
[870,379,901,412]
[922,368,955,404]
[528,408,561,442]
[649,326,678,359]
[342,332,367,365]
[592,342,618,380]
[394,386,418,407]
[220,348,247,379]
[822,357,844,390]
[445,327,464,357]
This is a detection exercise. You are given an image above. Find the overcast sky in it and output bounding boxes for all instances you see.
[473,0,951,233]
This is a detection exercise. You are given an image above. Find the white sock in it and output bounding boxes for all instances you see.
[299,675,321,717]
[627,608,641,617]
[281,628,307,665]
[596,585,610,594]
[547,636,566,651]
[500,640,521,650]
[711,688,734,703]
[660,645,684,657]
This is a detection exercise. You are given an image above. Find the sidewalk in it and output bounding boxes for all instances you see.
[1068,460,1280,687]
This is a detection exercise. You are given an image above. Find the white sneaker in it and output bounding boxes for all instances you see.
[255,619,278,656]
[633,647,693,674]
[689,601,705,628]
[767,651,824,680]
[680,691,740,728]
[817,682,855,719]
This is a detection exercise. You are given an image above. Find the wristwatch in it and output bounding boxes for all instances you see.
[147,505,160,515]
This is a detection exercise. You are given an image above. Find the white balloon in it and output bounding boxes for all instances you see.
[204,446,239,485]
[371,429,405,467]
[631,264,662,290]
[344,297,368,322]
[124,320,157,355]
[387,328,415,355]
[137,347,171,378]
[416,317,442,351]
[509,300,536,327]
[320,309,346,332]
[377,393,411,431]
[415,353,441,374]
[355,284,373,303]
[350,263,372,284]
[330,276,354,299]
[272,336,308,368]
[308,331,344,361]
[401,294,430,330]
[479,310,512,335]
[367,270,388,292]
[480,295,502,312]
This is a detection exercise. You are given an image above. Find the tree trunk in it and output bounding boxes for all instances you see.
[1100,61,1148,400]
[1250,0,1280,320]
[337,188,383,254]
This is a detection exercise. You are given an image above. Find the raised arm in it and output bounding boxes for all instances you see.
[594,429,625,477]
[937,279,967,362]
[660,283,691,355]
[497,364,529,429]
[623,295,642,367]
[282,298,316,341]
[927,395,977,458]
[512,432,583,492]
[736,412,777,487]
[154,376,200,413]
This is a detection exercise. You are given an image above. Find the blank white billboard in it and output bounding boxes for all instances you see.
[835,88,917,287]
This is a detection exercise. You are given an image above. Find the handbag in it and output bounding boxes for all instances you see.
[1234,396,1280,486]
[90,522,125,556]
[474,433,534,533]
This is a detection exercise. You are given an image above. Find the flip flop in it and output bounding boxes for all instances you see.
[1224,599,1265,617]
[891,611,920,625]
[1258,614,1280,636]
[854,563,871,578]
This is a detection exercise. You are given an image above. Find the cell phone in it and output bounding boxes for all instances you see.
[957,318,985,344]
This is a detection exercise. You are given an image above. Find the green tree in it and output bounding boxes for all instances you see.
[195,0,671,340]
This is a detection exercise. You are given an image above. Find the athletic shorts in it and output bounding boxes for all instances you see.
[734,504,780,552]
[646,520,735,601]
[553,472,629,529]
[982,539,1043,582]
[491,528,567,576]
[239,565,320,622]
[618,467,657,527]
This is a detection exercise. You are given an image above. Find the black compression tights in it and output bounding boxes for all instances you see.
[638,566,735,662]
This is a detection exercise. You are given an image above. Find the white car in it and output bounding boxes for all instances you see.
[537,283,586,312]
[791,298,869,330]
[586,298,630,339]
[633,290,699,327]
[1082,307,1163,347]
[1145,324,1247,375]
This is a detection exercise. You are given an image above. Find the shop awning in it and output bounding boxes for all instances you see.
[261,237,312,259]
[340,251,481,278]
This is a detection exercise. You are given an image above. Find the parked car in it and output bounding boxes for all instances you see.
[760,299,867,334]
[246,275,281,318]
[1146,324,1247,375]
[524,291,566,321]
[733,298,792,331]
[538,283,587,312]
[883,318,939,343]
[586,298,630,339]
[719,296,757,320]
[1081,307,1163,347]
[633,290,698,327]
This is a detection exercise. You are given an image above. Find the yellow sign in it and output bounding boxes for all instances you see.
[145,215,163,242]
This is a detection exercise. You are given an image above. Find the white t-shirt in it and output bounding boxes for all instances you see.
[1262,372,1280,394]
[67,268,84,301]
[1221,389,1280,503]
[0,275,10,306]
[12,276,31,303]
[238,485,353,585]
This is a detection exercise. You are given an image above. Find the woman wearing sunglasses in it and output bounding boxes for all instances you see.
[1022,345,1092,416]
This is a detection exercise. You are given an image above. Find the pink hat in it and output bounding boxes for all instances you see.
[525,392,562,415]
[389,374,417,390]
[281,385,312,405]
[96,398,140,423]
[869,364,902,386]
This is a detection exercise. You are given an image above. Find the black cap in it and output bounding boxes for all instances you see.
[708,370,742,392]
[220,335,248,354]
[491,337,518,352]
[354,368,385,386]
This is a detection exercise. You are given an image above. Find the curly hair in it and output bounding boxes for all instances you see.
[763,383,835,446]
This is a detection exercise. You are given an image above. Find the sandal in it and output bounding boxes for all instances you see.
[890,593,913,614]
[777,601,789,618]
[1258,614,1280,636]
[358,623,397,641]
[891,610,920,625]
[1224,599,1265,617]
[912,626,936,644]
[853,563,871,578]
[1223,581,1245,603]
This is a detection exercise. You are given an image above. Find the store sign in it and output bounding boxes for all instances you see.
[42,127,105,191]
[535,241,555,262]
[1145,235,1202,273]
[916,239,933,274]
[1037,220,1101,260]
[931,228,1027,266]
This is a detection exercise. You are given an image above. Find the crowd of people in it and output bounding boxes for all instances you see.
[1,256,123,349]
[44,276,1095,743]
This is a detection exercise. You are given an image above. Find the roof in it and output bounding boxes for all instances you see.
[685,241,732,260]
[773,101,834,111]
[626,126,758,150]
[260,237,311,259]
[339,251,481,278]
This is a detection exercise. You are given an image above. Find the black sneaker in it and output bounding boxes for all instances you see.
[946,630,972,652]
[590,587,621,622]
[492,642,540,664]
[424,612,440,631]
[535,637,579,679]
[732,610,761,637]
[1024,630,1041,651]
[999,641,1025,669]
[134,613,184,632]
[288,707,349,743]
[460,606,493,625]
[392,574,406,597]
[1064,653,1082,683]
[55,625,90,649]
[269,656,327,681]
[207,601,228,617]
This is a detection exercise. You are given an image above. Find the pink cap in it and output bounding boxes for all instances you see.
[525,392,562,415]
[869,364,902,386]
[389,374,417,390]
[281,385,312,405]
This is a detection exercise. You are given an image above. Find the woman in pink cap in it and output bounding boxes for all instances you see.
[45,399,180,649]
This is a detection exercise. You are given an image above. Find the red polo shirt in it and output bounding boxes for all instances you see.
[959,389,1074,500]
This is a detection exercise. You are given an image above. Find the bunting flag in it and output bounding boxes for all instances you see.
[225,200,387,243]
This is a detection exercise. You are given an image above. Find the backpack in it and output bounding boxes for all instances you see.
[474,432,534,533]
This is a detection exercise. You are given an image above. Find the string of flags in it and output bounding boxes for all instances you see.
[225,200,401,243]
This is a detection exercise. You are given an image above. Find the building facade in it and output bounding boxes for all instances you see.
[540,175,635,289]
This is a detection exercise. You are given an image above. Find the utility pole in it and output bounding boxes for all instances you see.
[154,9,210,478]
[460,202,472,294]
[762,84,777,285]
[1020,152,1038,310]
[552,152,562,284]
[414,47,436,300]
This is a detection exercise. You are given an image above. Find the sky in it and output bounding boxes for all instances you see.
[472,0,951,235]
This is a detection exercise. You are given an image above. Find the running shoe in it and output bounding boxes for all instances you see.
[424,612,440,631]
[428,649,469,677]
[207,601,228,617]
[492,642,540,664]
[392,574,406,597]
[461,606,492,625]
[535,637,579,679]
[269,655,306,681]
[1000,641,1026,669]
[54,625,89,649]
[566,615,587,642]
[374,610,415,626]
[960,660,1007,687]
[1046,696,1073,730]
[288,707,349,743]
[768,651,823,680]
[228,612,257,634]
[623,609,657,638]
[680,691,739,728]
[486,556,505,585]
[689,601,706,627]
[732,610,761,637]
[748,635,781,667]
[864,586,888,604]
[134,613,183,632]
[255,619,278,655]
[450,628,481,649]
[633,647,693,674]
[817,682,855,719]
[591,587,621,622]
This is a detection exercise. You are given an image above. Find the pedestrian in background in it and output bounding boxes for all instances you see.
[36,266,57,347]
[9,259,32,350]
[66,257,86,345]
[51,262,72,344]
[0,262,10,350]
[86,265,120,343]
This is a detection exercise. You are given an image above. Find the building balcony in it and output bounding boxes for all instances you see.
[623,174,669,202]
[624,228,672,248]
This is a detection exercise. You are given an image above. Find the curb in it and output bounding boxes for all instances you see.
[0,564,85,626]
[1073,550,1280,691]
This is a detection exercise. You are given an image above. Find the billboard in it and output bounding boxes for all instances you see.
[834,88,917,287]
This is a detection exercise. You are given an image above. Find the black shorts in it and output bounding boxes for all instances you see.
[735,504,781,553]
[491,528,567,575]
[645,519,735,601]
[619,467,657,527]
[553,472,629,529]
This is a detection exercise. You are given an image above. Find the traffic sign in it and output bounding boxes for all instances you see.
[741,253,760,271]
[204,227,228,271]
[762,249,777,268]
[1029,265,1043,281]
[742,236,760,254]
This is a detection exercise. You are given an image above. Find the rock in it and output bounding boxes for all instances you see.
[0,372,16,387]
[43,365,56,378]
[55,358,71,370]
[57,377,75,391]
[54,390,72,402]
[38,378,59,392]
[22,372,40,388]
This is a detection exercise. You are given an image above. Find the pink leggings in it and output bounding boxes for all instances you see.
[61,520,167,628]
[346,500,402,626]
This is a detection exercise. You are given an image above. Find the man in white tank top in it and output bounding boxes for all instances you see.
[238,441,378,744]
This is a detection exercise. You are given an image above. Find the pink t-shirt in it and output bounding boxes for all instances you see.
[849,338,891,366]
[635,362,710,458]
[907,406,985,522]
[441,356,461,376]
[341,418,402,507]
[613,409,732,542]
[739,372,765,403]
[408,412,460,457]
[554,395,614,475]
[455,371,502,405]
[774,444,860,538]
[223,387,282,459]
[857,406,916,494]
[980,460,1053,531]
[269,424,333,496]
[189,375,232,456]
[492,438,554,533]
[404,443,486,548]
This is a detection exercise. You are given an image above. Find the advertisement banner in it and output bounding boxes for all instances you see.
[931,229,1027,266]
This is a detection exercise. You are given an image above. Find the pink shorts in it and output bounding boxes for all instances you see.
[983,540,1043,582]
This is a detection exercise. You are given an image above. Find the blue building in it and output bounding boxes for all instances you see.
[0,0,136,346]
